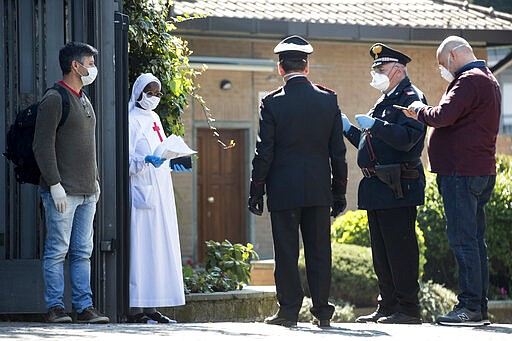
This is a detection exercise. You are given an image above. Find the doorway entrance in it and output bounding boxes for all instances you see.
[196,128,247,259]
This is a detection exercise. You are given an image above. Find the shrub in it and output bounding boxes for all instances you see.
[299,243,378,306]
[330,243,379,306]
[183,264,235,293]
[417,172,457,289]
[204,240,259,290]
[419,280,457,323]
[183,240,259,293]
[331,209,427,280]
[485,155,512,297]
[331,210,370,246]
[298,297,355,323]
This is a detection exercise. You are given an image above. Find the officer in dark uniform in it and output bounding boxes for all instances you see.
[248,35,348,328]
[342,43,427,324]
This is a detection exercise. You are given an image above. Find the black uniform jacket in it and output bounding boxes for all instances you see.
[251,76,348,212]
[344,77,427,210]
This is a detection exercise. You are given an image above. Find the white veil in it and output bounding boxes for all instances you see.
[128,73,161,113]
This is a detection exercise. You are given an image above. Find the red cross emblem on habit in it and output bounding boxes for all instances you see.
[152,122,163,142]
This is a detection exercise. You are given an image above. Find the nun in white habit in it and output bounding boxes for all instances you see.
[127,73,185,323]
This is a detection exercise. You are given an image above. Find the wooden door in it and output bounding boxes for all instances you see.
[197,128,246,259]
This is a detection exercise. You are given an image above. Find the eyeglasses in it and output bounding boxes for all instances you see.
[80,96,91,117]
[145,91,163,98]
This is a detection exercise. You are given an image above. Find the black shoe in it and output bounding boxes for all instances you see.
[264,314,297,327]
[77,306,110,324]
[147,311,177,324]
[377,312,422,324]
[127,313,150,323]
[355,310,390,323]
[312,319,330,328]
[47,306,72,323]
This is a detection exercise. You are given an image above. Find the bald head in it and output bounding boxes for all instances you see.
[436,36,476,73]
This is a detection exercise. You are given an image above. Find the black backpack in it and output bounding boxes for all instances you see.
[3,84,70,185]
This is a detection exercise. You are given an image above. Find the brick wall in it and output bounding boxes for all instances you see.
[174,36,489,260]
[174,105,195,261]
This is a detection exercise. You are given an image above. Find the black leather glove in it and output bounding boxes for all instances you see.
[248,180,265,216]
[330,195,347,217]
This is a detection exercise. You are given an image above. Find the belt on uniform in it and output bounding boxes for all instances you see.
[361,163,420,179]
[361,167,377,178]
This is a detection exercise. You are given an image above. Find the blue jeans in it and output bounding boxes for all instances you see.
[436,174,495,313]
[40,189,96,313]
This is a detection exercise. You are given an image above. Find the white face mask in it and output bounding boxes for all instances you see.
[79,64,98,86]
[370,71,390,92]
[439,65,454,83]
[138,92,161,111]
[439,53,455,83]
[439,44,468,83]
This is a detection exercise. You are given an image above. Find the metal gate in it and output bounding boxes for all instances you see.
[0,0,129,321]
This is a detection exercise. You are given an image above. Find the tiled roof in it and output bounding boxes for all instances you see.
[173,0,512,31]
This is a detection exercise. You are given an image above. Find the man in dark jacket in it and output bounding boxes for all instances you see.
[403,36,501,326]
[248,35,348,328]
[343,43,427,324]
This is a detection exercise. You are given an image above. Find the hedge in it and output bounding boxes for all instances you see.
[331,209,427,279]
[299,243,378,306]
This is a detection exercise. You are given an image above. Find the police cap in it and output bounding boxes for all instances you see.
[370,43,411,68]
[274,35,313,60]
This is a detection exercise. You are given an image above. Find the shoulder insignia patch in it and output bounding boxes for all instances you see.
[314,84,337,94]
[403,87,416,96]
[264,86,284,99]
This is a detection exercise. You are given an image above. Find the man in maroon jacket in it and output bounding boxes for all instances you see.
[403,36,501,327]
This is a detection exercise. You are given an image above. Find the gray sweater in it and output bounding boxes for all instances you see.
[33,85,98,194]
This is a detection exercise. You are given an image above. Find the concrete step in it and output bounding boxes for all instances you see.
[162,286,277,323]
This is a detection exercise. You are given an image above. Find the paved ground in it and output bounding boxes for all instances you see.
[1,321,511,340]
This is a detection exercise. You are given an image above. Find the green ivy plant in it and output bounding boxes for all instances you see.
[124,0,203,136]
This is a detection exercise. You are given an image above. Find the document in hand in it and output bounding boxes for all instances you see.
[153,134,197,160]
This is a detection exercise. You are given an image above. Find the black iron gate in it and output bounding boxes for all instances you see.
[111,10,130,320]
[0,0,76,314]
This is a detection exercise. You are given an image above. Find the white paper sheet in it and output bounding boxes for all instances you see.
[153,134,197,160]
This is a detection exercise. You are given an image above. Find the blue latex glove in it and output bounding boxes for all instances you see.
[172,164,192,172]
[170,157,192,172]
[355,115,375,129]
[144,155,166,168]
[341,113,351,133]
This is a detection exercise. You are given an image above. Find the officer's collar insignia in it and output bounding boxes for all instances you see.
[372,45,382,59]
